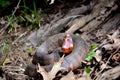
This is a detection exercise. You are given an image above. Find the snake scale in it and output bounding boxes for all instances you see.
[24,33,89,77]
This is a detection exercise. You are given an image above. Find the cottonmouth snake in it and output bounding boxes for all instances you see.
[25,33,89,77]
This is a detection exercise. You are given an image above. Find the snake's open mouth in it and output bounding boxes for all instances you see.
[62,34,74,54]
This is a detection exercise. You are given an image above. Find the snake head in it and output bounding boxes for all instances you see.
[62,34,74,54]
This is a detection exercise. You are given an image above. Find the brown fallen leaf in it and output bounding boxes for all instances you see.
[37,55,65,80]
[2,58,12,66]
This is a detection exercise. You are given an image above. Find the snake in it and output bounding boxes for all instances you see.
[24,33,89,77]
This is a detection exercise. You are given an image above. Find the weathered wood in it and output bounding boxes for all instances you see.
[81,4,118,33]
[97,66,120,80]
[66,0,118,33]
[26,0,96,47]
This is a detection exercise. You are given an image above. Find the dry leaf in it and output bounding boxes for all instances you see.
[37,55,65,80]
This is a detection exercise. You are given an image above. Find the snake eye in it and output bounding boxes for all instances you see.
[62,34,74,54]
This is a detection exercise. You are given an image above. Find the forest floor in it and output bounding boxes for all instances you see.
[0,0,120,80]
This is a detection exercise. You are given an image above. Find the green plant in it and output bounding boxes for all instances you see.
[29,47,33,55]
[90,44,97,50]
[75,33,79,36]
[20,0,40,27]
[2,39,7,54]
[85,44,97,61]
[1,39,10,54]
[1,39,8,66]
[7,15,18,33]
[86,51,96,61]
[84,44,97,78]
[7,17,13,33]
[0,0,11,7]
[33,0,39,25]
[85,67,91,74]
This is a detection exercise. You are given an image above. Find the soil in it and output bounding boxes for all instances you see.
[0,0,120,80]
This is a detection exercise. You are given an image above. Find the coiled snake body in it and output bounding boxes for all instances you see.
[25,33,89,77]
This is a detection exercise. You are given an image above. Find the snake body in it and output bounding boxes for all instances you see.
[25,33,89,77]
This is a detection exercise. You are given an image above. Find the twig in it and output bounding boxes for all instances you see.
[0,23,10,35]
[0,0,21,35]
[94,44,120,80]
[12,31,28,45]
[1,65,25,73]
[93,29,120,80]
[15,54,27,66]
[94,29,120,51]
[11,0,21,17]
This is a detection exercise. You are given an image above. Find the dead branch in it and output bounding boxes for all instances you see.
[96,66,120,80]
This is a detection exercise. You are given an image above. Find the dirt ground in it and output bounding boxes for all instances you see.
[0,0,120,80]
